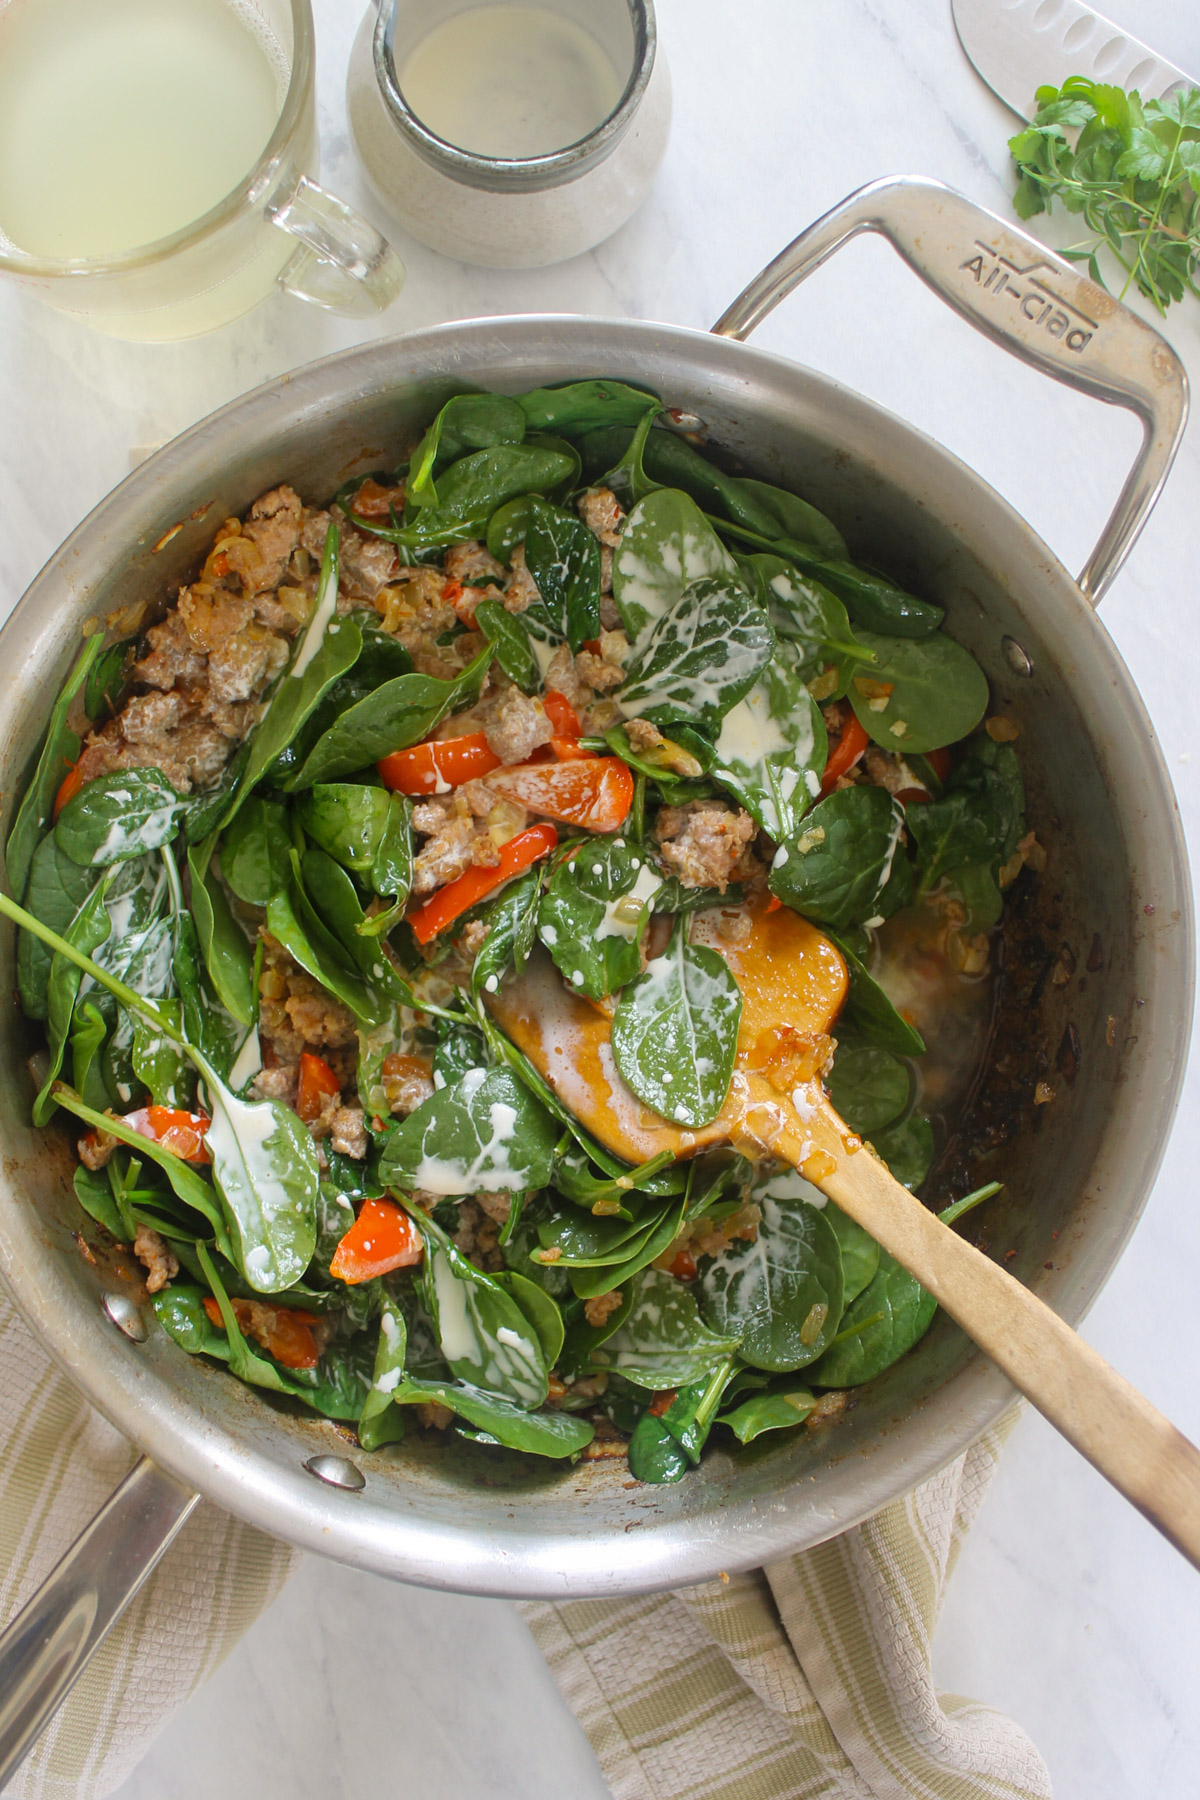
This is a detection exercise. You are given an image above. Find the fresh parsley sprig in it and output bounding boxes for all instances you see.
[1009,78,1200,315]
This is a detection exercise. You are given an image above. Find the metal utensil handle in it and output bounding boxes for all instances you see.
[711,175,1190,605]
[0,1457,199,1789]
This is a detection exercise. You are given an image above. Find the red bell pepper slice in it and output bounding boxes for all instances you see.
[483,757,633,833]
[378,732,502,796]
[330,1197,425,1284]
[408,822,558,945]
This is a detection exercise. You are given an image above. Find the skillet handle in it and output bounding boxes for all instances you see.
[711,174,1189,605]
[0,1456,199,1788]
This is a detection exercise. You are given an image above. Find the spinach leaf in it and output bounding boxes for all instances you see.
[55,769,183,868]
[7,633,105,901]
[220,535,363,827]
[846,631,989,756]
[84,636,136,721]
[188,843,255,1026]
[516,379,662,437]
[484,495,533,565]
[612,489,739,647]
[537,1202,672,1266]
[428,1383,594,1455]
[73,1162,129,1241]
[473,598,538,691]
[611,918,742,1129]
[359,445,578,550]
[826,928,926,1058]
[368,792,413,921]
[433,1015,485,1087]
[536,837,658,1002]
[470,864,545,999]
[755,557,872,681]
[717,1378,817,1443]
[908,739,1025,886]
[416,1215,548,1407]
[627,1356,740,1480]
[822,1203,881,1305]
[356,1296,412,1449]
[558,1284,634,1379]
[627,1411,690,1482]
[618,575,773,732]
[287,645,493,788]
[131,1004,190,1107]
[595,405,661,508]
[379,1066,558,1195]
[800,559,943,639]
[522,497,602,652]
[295,784,391,877]
[726,519,944,639]
[809,1250,937,1388]
[699,1191,844,1371]
[711,644,826,840]
[826,1041,910,1135]
[71,1001,109,1110]
[220,797,293,906]
[495,1269,565,1369]
[727,477,847,559]
[591,1269,740,1389]
[6,890,317,1286]
[265,867,382,1025]
[871,1114,934,1191]
[769,785,902,933]
[16,835,97,1018]
[753,1167,879,1306]
[568,1199,687,1299]
[204,1076,320,1293]
[174,914,242,1081]
[33,869,116,1126]
[406,393,526,509]
[583,425,845,560]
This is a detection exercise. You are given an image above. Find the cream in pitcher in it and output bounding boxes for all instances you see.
[0,0,403,338]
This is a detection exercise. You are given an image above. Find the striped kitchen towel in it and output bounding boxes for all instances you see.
[0,1268,1048,1800]
[0,1287,297,1800]
[521,1410,1052,1800]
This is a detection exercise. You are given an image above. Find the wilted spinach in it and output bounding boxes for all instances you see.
[55,769,184,868]
[537,837,657,1001]
[7,633,106,902]
[769,785,902,933]
[379,1066,558,1195]
[845,630,989,755]
[522,496,602,652]
[618,575,773,732]
[611,918,742,1129]
[700,1192,844,1371]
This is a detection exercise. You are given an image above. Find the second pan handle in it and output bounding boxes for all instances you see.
[0,1456,199,1790]
[712,174,1189,605]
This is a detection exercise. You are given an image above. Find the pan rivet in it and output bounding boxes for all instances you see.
[1002,635,1033,677]
[304,1454,366,1492]
[101,1292,147,1342]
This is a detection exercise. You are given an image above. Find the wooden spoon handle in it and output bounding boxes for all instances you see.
[775,1092,1200,1569]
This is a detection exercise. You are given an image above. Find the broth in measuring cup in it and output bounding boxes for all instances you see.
[0,0,286,260]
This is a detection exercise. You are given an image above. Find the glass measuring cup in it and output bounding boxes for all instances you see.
[0,0,404,340]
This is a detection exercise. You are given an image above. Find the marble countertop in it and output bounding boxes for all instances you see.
[1,0,1198,1794]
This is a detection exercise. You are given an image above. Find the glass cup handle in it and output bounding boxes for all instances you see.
[267,174,405,318]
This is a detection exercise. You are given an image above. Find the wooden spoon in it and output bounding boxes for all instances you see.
[490,899,1200,1568]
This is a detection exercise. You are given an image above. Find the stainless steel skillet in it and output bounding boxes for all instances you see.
[0,177,1190,1780]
